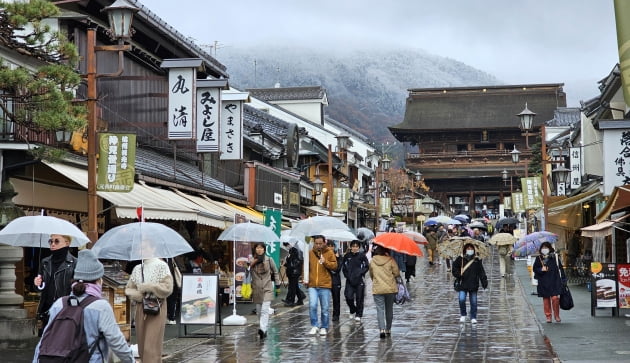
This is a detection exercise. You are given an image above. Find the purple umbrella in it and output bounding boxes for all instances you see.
[512,231,558,257]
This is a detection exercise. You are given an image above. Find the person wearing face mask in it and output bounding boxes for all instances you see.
[533,241,565,323]
[452,243,488,324]
[33,234,77,336]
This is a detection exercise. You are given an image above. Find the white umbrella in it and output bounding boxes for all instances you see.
[0,215,89,248]
[218,222,279,326]
[92,222,193,260]
[291,216,349,237]
[319,228,356,241]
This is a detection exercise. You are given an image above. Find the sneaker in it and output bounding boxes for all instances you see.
[308,326,319,335]
[459,316,466,323]
[319,328,327,336]
[471,319,477,324]
[349,313,355,319]
[166,320,176,325]
[355,316,361,322]
[410,275,415,281]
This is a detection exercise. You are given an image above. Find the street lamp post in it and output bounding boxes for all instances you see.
[86,0,138,243]
[374,155,391,231]
[412,171,422,231]
[517,103,536,149]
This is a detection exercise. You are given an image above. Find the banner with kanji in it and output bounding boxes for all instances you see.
[520,177,542,209]
[264,209,282,271]
[333,187,350,213]
[97,133,135,192]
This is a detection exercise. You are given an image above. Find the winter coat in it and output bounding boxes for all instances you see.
[426,232,439,249]
[250,255,279,303]
[369,255,400,295]
[533,253,564,297]
[33,292,134,363]
[342,251,369,286]
[283,247,303,278]
[405,255,417,267]
[125,258,174,302]
[452,255,488,292]
[307,246,337,288]
[36,250,77,319]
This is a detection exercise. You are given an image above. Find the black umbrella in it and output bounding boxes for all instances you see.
[495,217,519,230]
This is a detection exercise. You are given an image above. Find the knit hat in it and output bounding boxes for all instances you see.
[74,249,104,281]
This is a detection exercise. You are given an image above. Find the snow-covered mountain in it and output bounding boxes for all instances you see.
[215,46,501,142]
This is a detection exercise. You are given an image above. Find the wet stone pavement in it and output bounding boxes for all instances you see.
[164,249,556,362]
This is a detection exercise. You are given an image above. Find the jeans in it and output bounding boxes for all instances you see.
[309,287,331,329]
[373,293,395,330]
[458,290,478,319]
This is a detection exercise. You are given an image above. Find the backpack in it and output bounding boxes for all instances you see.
[38,295,101,363]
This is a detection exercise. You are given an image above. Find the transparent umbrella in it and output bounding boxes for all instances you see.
[291,216,349,237]
[92,222,193,260]
[0,215,89,248]
[218,222,279,326]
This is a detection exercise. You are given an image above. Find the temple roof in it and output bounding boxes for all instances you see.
[390,84,566,135]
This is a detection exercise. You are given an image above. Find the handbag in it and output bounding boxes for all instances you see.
[556,254,574,310]
[143,293,161,315]
[453,258,475,291]
[141,263,161,315]
[172,260,182,288]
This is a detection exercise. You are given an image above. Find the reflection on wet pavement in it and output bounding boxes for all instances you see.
[165,249,556,362]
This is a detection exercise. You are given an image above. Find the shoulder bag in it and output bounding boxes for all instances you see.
[555,254,574,310]
[141,263,161,315]
[454,258,475,291]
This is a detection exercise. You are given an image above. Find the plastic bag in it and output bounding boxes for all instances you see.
[241,270,252,299]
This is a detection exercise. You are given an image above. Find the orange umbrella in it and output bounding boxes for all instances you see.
[372,232,423,257]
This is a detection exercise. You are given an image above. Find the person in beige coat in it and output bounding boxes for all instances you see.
[249,242,279,339]
[125,258,173,362]
[369,244,400,339]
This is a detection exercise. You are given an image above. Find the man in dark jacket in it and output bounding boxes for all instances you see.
[282,241,305,306]
[33,234,77,336]
[327,241,343,322]
[342,240,369,322]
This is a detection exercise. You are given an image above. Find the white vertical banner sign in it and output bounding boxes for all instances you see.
[196,79,227,153]
[602,125,630,195]
[569,147,581,189]
[220,91,249,160]
[161,59,203,140]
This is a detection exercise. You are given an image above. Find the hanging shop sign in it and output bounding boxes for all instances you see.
[97,133,135,192]
[161,59,202,140]
[196,79,227,152]
[333,187,350,213]
[521,177,542,209]
[219,92,249,160]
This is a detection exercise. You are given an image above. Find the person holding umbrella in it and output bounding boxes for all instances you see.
[533,241,565,323]
[452,243,488,324]
[33,234,77,336]
[249,242,280,339]
[125,256,173,362]
[369,244,400,338]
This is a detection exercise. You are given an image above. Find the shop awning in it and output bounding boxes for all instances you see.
[581,214,630,238]
[305,205,345,219]
[223,200,264,224]
[172,189,234,227]
[43,162,229,226]
[595,185,630,223]
[548,189,600,215]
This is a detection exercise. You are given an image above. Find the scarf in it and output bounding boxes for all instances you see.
[51,246,69,272]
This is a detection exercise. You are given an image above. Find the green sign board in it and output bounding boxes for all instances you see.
[264,209,282,271]
[97,133,136,192]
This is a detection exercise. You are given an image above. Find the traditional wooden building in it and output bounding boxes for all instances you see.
[389,84,567,217]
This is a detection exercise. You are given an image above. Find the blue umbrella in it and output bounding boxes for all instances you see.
[424,220,438,226]
[512,231,558,257]
[454,214,470,224]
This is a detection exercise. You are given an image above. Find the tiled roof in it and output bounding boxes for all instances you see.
[391,84,566,131]
[134,148,244,199]
[244,104,289,144]
[247,86,326,102]
[547,107,581,127]
[63,148,245,200]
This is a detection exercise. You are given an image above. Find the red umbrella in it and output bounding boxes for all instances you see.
[372,232,424,257]
[401,231,428,245]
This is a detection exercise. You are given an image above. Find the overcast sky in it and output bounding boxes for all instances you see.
[148,0,619,107]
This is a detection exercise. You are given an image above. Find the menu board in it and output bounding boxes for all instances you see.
[617,264,630,309]
[591,262,617,308]
[180,274,218,325]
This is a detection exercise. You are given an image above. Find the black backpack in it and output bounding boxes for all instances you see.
[38,295,101,363]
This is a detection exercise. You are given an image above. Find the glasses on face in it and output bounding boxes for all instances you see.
[48,238,64,246]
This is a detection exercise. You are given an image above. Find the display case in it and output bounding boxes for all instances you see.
[102,266,131,340]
